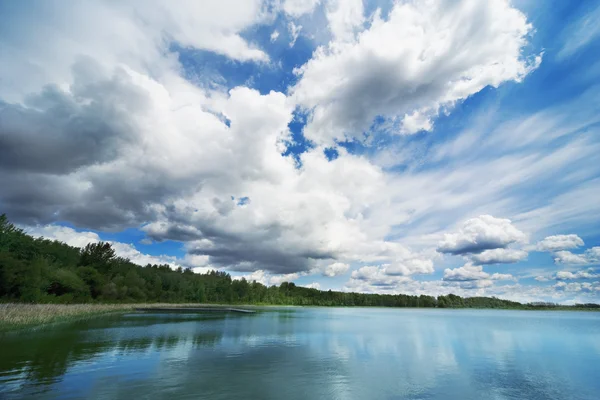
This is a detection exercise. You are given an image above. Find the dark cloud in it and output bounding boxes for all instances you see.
[0,58,147,175]
[437,240,510,256]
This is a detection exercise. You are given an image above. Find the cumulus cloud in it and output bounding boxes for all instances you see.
[554,281,600,293]
[437,215,527,255]
[555,269,600,280]
[469,248,528,265]
[348,266,412,289]
[490,273,516,281]
[443,264,489,281]
[323,262,350,277]
[292,0,540,145]
[536,234,584,252]
[554,247,600,265]
[442,264,516,292]
[2,0,598,303]
[325,0,364,42]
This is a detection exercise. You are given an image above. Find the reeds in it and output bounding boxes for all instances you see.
[0,303,202,331]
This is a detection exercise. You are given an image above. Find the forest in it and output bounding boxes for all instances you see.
[1,214,598,310]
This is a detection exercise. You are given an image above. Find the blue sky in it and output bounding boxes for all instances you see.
[1,0,599,303]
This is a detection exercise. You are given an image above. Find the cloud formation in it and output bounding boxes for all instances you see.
[323,262,350,277]
[554,247,600,265]
[292,0,539,144]
[536,234,584,252]
[26,225,180,268]
[437,215,527,256]
[0,0,598,302]
[469,248,528,265]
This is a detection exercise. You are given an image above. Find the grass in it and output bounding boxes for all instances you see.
[0,303,218,332]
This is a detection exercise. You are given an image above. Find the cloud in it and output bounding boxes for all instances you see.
[232,270,302,286]
[437,215,527,255]
[469,248,528,265]
[490,273,516,281]
[292,0,539,145]
[443,264,489,281]
[282,0,321,17]
[26,224,179,268]
[384,258,434,276]
[325,0,364,42]
[303,282,321,290]
[555,269,600,280]
[554,247,600,265]
[442,264,516,292]
[554,281,600,293]
[270,30,280,42]
[557,2,600,60]
[536,234,584,252]
[348,266,412,288]
[2,0,599,303]
[288,21,303,47]
[323,262,350,277]
[0,63,140,174]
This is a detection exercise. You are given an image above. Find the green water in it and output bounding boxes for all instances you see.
[1,308,599,399]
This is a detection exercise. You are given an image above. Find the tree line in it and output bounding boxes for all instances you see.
[1,214,598,309]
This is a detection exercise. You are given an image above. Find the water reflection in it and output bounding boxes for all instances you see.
[1,309,599,399]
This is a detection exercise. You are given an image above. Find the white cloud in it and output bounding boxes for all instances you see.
[384,258,434,276]
[233,270,303,286]
[303,282,321,290]
[442,264,516,288]
[3,0,599,304]
[553,251,588,265]
[443,264,489,281]
[323,262,350,277]
[26,225,179,268]
[288,21,303,47]
[555,269,600,280]
[554,281,600,293]
[233,270,269,285]
[558,2,600,60]
[554,247,600,265]
[438,215,527,255]
[469,248,528,265]
[292,0,539,145]
[0,0,271,102]
[269,272,301,285]
[348,265,412,289]
[270,30,280,42]
[26,225,101,248]
[536,234,584,252]
[282,0,321,17]
[325,0,364,42]
[490,273,516,281]
[400,110,434,135]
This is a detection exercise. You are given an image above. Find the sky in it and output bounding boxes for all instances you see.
[1,0,599,304]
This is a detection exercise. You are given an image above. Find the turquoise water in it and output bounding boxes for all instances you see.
[1,308,599,399]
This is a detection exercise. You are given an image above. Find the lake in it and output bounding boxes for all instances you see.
[1,308,599,399]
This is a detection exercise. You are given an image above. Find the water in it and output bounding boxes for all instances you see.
[1,308,599,399]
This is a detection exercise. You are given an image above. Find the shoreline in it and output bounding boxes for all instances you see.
[0,303,247,332]
[2,303,598,332]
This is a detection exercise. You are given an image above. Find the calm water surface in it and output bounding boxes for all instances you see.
[1,308,599,399]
